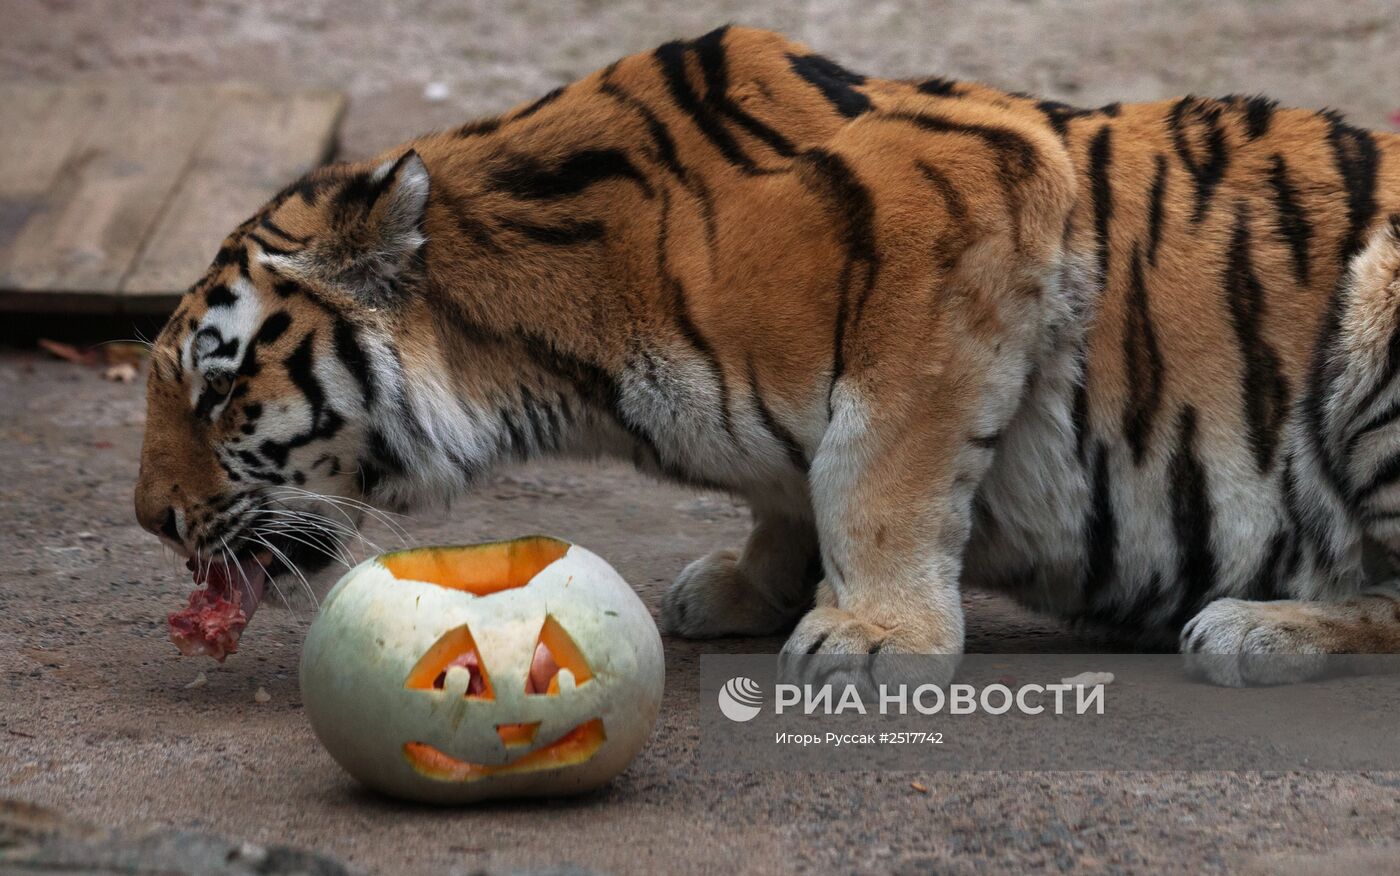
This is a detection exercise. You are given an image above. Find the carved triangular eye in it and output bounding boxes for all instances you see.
[524,615,593,695]
[404,624,495,699]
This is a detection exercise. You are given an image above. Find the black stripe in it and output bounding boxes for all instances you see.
[654,36,758,171]
[1355,451,1400,504]
[247,232,296,257]
[1088,125,1114,287]
[519,386,557,450]
[1323,110,1380,262]
[456,117,502,138]
[1349,395,1400,453]
[205,284,237,308]
[1122,244,1165,465]
[193,327,238,365]
[1169,407,1218,629]
[1145,154,1168,267]
[499,406,528,454]
[235,311,292,378]
[746,357,808,472]
[488,149,654,201]
[1245,530,1290,601]
[259,331,344,468]
[512,86,564,121]
[1224,202,1290,473]
[788,53,870,118]
[1266,154,1312,285]
[693,27,795,158]
[366,428,409,474]
[916,77,962,97]
[598,81,688,182]
[1035,100,1111,139]
[258,216,310,245]
[601,76,721,265]
[1167,97,1230,224]
[332,316,376,408]
[793,149,878,408]
[1080,442,1118,607]
[497,217,605,245]
[652,185,734,439]
[1071,355,1091,462]
[437,187,499,252]
[670,279,736,439]
[880,110,1041,245]
[1280,455,1313,572]
[970,433,1001,449]
[1225,94,1277,140]
[1301,283,1351,494]
[916,160,970,271]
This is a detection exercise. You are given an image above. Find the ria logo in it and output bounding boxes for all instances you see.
[718,676,763,722]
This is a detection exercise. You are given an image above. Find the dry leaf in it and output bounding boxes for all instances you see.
[38,338,98,366]
[103,363,138,384]
[254,687,271,704]
[910,781,929,794]
[184,672,207,690]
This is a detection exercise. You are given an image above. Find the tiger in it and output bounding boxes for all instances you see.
[134,25,1400,685]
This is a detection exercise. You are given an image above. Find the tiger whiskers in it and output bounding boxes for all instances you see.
[221,534,293,615]
[244,529,319,609]
[265,485,412,545]
[246,507,378,562]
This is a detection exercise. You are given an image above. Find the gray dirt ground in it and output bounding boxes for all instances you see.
[3,1,1400,874]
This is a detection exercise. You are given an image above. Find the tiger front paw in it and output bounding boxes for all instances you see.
[661,549,799,638]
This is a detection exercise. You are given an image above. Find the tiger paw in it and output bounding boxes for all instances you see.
[661,549,797,638]
[779,606,961,692]
[1181,598,1330,687]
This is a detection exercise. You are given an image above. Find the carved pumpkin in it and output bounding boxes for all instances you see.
[299,536,665,803]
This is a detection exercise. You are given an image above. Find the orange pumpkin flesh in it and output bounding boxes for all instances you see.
[403,625,495,698]
[380,537,568,595]
[495,722,540,746]
[532,615,593,688]
[404,719,607,781]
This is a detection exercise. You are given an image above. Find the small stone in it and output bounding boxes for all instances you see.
[254,687,271,704]
[1061,671,1114,687]
[423,81,450,102]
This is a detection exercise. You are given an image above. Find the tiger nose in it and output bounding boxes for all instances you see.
[134,493,183,545]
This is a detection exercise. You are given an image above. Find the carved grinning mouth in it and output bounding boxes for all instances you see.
[402,719,607,782]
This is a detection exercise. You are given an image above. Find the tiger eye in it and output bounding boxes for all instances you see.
[206,372,233,396]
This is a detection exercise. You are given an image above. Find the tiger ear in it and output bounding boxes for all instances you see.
[364,150,431,260]
[289,150,431,307]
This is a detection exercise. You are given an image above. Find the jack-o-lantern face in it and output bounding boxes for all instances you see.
[299,536,665,804]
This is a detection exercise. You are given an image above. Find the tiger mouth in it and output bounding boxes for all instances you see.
[168,530,337,661]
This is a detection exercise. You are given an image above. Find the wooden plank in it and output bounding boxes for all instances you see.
[0,84,88,197]
[0,84,217,297]
[120,87,345,300]
[0,83,346,314]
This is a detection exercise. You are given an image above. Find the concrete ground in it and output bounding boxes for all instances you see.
[4,1,1400,873]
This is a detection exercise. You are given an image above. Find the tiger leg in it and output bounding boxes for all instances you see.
[1181,587,1400,686]
[661,503,819,638]
[779,369,1016,659]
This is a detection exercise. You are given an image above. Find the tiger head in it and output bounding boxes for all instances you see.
[134,149,445,582]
